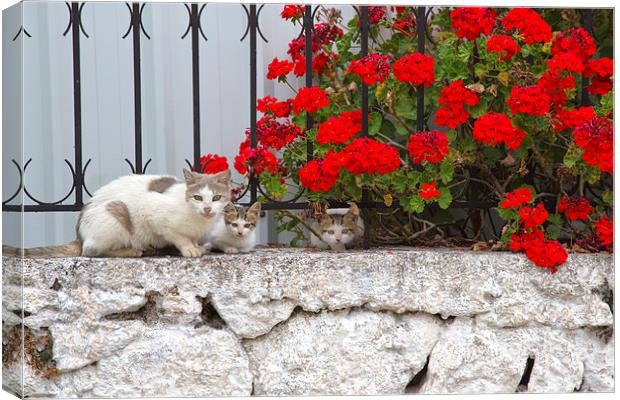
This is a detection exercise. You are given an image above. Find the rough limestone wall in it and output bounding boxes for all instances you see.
[1,248,614,397]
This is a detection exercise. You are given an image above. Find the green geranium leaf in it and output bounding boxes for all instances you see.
[496,206,519,221]
[439,160,455,184]
[406,195,426,214]
[437,187,453,209]
[369,113,383,135]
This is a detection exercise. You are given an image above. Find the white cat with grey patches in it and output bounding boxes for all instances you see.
[3,169,231,258]
[207,202,261,253]
[308,203,365,251]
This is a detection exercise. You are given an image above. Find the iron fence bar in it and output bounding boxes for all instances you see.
[3,204,83,213]
[131,2,144,173]
[304,4,313,161]
[191,3,202,169]
[70,2,84,206]
[580,9,594,107]
[416,6,426,132]
[249,4,258,203]
[251,200,497,211]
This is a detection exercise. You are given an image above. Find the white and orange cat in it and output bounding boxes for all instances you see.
[3,169,231,258]
[308,203,365,250]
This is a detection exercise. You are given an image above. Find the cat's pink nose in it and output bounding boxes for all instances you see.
[237,232,243,236]
[202,207,212,216]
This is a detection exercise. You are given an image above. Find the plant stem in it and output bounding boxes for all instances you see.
[280,210,327,245]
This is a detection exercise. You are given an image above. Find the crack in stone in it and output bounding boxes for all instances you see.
[516,356,535,392]
[195,294,226,330]
[102,291,161,324]
[405,355,430,393]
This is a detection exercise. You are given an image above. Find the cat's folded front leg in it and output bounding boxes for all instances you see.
[161,232,204,258]
[223,247,239,254]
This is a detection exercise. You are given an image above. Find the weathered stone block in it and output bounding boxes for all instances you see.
[1,248,614,396]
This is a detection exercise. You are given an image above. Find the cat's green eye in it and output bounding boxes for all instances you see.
[244,223,252,228]
[342,229,350,234]
[328,230,335,235]
[231,223,238,227]
[212,195,222,201]
[193,195,203,201]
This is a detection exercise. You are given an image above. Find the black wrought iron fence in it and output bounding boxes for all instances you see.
[2,3,596,242]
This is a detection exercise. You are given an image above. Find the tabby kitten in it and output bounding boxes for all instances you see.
[308,203,365,250]
[207,202,261,253]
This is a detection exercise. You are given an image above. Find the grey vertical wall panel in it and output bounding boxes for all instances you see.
[2,2,24,248]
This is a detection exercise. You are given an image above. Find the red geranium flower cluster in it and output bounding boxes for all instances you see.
[486,34,520,61]
[435,80,480,128]
[509,228,544,252]
[267,58,294,80]
[292,86,330,115]
[502,8,552,44]
[522,238,568,272]
[287,23,342,76]
[572,116,613,173]
[368,6,386,24]
[299,138,401,191]
[419,182,441,200]
[257,96,292,118]
[298,151,342,192]
[551,28,596,63]
[348,54,393,85]
[393,53,434,87]
[507,86,551,116]
[340,138,401,175]
[551,106,595,132]
[316,110,363,145]
[199,153,229,174]
[595,215,613,246]
[584,58,614,96]
[234,139,282,176]
[281,4,304,21]
[500,187,533,209]
[536,71,576,108]
[252,116,302,151]
[314,23,344,45]
[473,112,526,150]
[288,22,343,70]
[502,189,566,272]
[547,52,585,74]
[392,8,416,36]
[407,130,450,164]
[518,203,549,228]
[291,52,339,77]
[450,7,497,40]
[287,36,309,60]
[558,196,592,221]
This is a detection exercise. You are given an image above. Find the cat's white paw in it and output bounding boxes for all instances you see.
[224,247,239,254]
[181,245,203,258]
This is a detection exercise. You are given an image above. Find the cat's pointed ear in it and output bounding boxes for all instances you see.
[183,168,199,184]
[211,169,231,186]
[224,202,237,214]
[248,201,262,216]
[347,202,360,217]
[319,214,333,229]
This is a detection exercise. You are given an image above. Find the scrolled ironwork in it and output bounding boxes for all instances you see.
[22,159,77,206]
[62,2,89,38]
[12,26,31,41]
[182,3,207,41]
